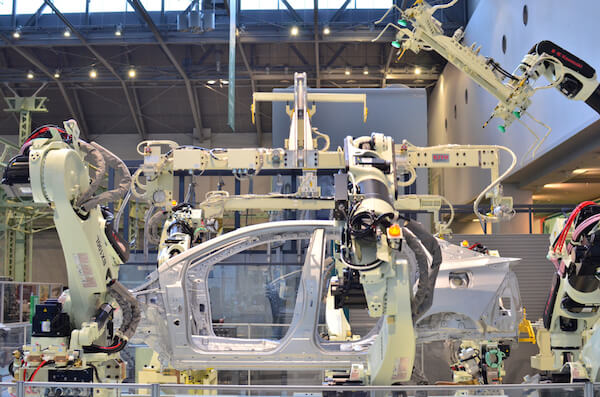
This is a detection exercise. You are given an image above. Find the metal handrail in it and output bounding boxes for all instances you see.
[1,381,592,392]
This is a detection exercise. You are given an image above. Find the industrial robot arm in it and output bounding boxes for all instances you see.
[1,121,140,392]
[374,1,600,159]
[532,202,600,382]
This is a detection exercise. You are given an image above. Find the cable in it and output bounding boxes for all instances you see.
[517,112,552,161]
[530,55,565,92]
[397,164,417,187]
[434,194,454,232]
[553,201,597,254]
[430,0,459,11]
[473,145,517,223]
[88,364,101,383]
[487,59,519,81]
[339,246,383,271]
[28,360,52,382]
[83,337,127,354]
[312,128,331,151]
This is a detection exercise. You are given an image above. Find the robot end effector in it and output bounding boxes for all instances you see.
[521,40,600,113]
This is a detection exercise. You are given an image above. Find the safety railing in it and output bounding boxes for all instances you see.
[0,381,595,397]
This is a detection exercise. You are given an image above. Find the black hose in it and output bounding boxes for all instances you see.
[83,337,127,354]
[404,219,442,320]
[402,227,430,321]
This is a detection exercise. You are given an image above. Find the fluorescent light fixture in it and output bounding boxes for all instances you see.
[207,80,217,85]
[221,79,229,85]
[572,168,588,175]
[543,183,562,188]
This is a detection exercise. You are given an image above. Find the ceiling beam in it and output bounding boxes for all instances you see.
[127,0,204,137]
[238,41,262,143]
[328,0,351,23]
[25,3,48,27]
[324,44,346,69]
[280,0,303,23]
[313,0,320,88]
[0,34,88,139]
[289,44,309,66]
[0,29,394,46]
[197,45,216,66]
[0,70,439,84]
[44,0,146,139]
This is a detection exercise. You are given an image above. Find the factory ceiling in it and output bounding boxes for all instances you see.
[0,0,466,140]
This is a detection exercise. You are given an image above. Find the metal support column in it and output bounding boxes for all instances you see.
[4,96,48,145]
[234,178,241,229]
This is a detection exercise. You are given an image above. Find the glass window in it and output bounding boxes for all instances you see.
[241,0,279,10]
[88,0,127,13]
[141,0,164,11]
[242,0,390,10]
[16,0,44,15]
[355,0,391,9]
[0,0,14,15]
[163,0,192,11]
[41,0,86,14]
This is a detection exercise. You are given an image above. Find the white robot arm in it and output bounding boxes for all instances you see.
[1,121,139,392]
[374,1,600,159]
[532,202,600,382]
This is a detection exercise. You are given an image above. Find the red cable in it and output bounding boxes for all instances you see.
[28,360,47,382]
[554,201,596,253]
[98,341,122,350]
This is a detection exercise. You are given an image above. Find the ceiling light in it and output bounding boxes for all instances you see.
[207,80,216,85]
[472,218,481,222]
[128,68,136,78]
[89,68,97,79]
[363,66,369,75]
[26,71,34,79]
[573,168,588,175]
[221,79,229,85]
[543,183,562,188]
[13,27,22,39]
[323,26,330,35]
[54,70,61,79]
[63,28,71,37]
[115,24,123,36]
[290,26,299,36]
[414,67,422,75]
[345,67,351,76]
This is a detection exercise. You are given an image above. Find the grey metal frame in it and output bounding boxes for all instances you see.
[1,381,596,396]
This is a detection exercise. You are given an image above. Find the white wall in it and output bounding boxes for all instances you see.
[429,0,600,205]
